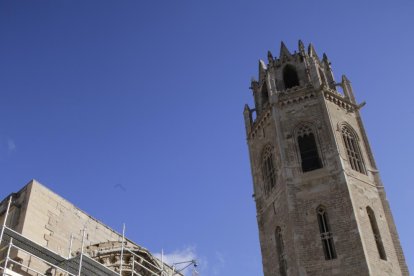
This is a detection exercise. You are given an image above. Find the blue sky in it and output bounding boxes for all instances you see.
[0,1,413,275]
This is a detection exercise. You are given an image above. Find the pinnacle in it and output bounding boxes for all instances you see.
[279,41,292,58]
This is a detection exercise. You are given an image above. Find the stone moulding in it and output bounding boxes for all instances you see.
[323,89,355,112]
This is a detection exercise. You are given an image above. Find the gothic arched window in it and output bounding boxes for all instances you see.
[261,83,269,105]
[283,65,300,89]
[317,206,337,260]
[341,126,366,174]
[261,145,276,194]
[275,227,287,276]
[297,125,323,172]
[367,207,387,260]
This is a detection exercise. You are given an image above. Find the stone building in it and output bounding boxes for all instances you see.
[0,180,185,276]
[243,41,408,275]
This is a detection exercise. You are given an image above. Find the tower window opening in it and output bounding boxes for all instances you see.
[283,65,300,89]
[261,145,276,194]
[297,125,322,172]
[251,110,257,121]
[335,84,345,95]
[317,206,337,260]
[261,83,269,106]
[341,126,366,174]
[275,227,287,276]
[367,207,387,260]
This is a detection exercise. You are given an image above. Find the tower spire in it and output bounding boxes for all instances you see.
[267,50,274,63]
[298,40,306,56]
[279,41,291,59]
[322,53,331,69]
[308,43,319,60]
[259,59,267,83]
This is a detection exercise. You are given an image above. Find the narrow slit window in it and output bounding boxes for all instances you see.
[275,227,287,276]
[367,207,387,260]
[261,145,276,194]
[341,126,366,174]
[317,206,337,260]
[297,125,323,172]
[283,65,299,89]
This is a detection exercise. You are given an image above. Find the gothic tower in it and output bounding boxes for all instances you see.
[243,41,408,276]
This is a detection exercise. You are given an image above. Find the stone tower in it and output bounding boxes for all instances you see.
[243,41,408,276]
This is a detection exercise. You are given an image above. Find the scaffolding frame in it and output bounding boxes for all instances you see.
[0,196,191,276]
[0,237,77,276]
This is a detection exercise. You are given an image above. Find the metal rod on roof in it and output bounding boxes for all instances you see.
[172,260,198,275]
[68,234,74,258]
[0,196,12,245]
[119,223,125,276]
[161,248,164,270]
[131,254,135,276]
[78,228,86,276]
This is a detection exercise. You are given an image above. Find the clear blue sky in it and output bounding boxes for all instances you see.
[1,1,413,275]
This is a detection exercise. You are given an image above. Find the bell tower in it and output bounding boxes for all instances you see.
[244,41,408,276]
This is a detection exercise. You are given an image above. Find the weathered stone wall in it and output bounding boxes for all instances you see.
[326,98,404,275]
[246,108,292,276]
[0,184,28,234]
[0,180,149,275]
[0,180,181,276]
[21,180,124,257]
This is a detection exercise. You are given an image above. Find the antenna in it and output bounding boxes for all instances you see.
[172,259,198,275]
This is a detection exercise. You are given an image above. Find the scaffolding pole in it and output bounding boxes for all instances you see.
[119,223,125,276]
[161,249,164,271]
[78,229,86,276]
[0,197,12,245]
[2,238,13,274]
[131,254,134,275]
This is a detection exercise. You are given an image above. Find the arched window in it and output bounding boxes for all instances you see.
[261,145,276,194]
[283,65,300,89]
[317,206,337,260]
[297,125,322,172]
[275,227,287,276]
[261,83,269,105]
[341,126,366,174]
[367,207,386,260]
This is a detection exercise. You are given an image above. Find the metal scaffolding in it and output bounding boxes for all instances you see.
[0,196,195,276]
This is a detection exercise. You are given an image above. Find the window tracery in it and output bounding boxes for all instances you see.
[261,145,276,194]
[341,126,366,174]
[317,206,337,260]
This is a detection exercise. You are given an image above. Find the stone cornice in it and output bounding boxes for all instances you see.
[323,88,356,112]
[278,85,317,108]
[248,86,357,140]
